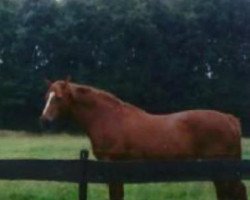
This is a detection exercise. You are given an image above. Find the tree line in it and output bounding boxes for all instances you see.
[1,0,250,134]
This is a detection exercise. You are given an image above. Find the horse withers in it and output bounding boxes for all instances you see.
[40,79,247,200]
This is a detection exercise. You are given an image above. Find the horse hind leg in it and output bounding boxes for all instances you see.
[109,183,124,200]
[230,181,247,200]
[214,180,247,200]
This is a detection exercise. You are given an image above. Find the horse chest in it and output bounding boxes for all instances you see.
[88,120,126,158]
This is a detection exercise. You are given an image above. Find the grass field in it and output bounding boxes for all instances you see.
[0,130,249,200]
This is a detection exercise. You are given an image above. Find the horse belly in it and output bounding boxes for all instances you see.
[128,133,195,160]
[123,121,194,160]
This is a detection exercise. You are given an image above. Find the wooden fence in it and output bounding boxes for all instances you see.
[0,149,250,200]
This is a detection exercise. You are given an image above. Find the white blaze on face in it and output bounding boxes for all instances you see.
[42,91,55,116]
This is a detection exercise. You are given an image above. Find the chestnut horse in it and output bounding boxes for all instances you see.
[40,79,247,200]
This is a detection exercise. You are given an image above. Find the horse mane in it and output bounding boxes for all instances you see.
[70,83,144,112]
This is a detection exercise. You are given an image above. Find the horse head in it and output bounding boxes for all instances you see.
[40,77,72,127]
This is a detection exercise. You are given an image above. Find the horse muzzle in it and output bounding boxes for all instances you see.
[39,116,54,130]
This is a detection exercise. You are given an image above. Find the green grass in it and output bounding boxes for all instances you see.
[0,130,249,200]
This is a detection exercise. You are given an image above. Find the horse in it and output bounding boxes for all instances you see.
[40,79,247,200]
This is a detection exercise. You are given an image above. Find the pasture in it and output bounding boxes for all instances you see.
[0,130,249,200]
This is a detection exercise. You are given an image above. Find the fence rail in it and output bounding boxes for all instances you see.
[0,150,250,200]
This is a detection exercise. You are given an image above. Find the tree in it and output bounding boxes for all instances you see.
[1,0,250,134]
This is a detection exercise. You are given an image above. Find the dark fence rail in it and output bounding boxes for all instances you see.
[0,159,83,182]
[86,159,249,183]
[1,159,250,183]
[0,150,250,200]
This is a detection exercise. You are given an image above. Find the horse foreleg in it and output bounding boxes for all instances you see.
[109,183,124,200]
[214,181,247,200]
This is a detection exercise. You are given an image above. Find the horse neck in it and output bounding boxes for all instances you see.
[70,97,123,133]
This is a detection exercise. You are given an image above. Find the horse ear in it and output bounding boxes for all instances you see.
[45,79,52,87]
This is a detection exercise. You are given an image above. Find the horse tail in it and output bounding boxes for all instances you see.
[227,114,242,136]
[227,114,242,157]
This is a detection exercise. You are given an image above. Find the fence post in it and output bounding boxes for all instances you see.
[79,149,89,200]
